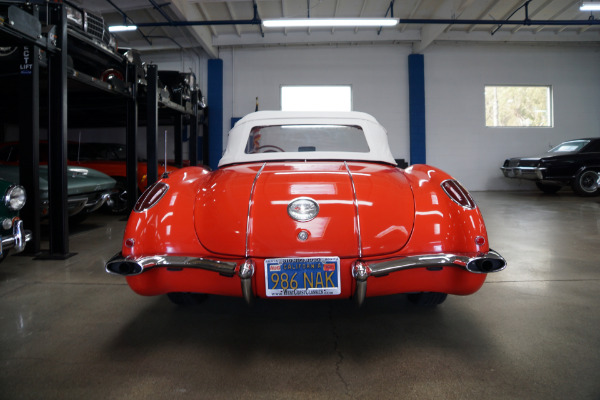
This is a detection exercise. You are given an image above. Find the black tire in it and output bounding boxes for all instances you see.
[407,292,448,306]
[571,170,600,197]
[535,182,561,194]
[166,292,208,306]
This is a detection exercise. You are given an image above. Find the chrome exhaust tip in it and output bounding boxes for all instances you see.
[105,253,143,276]
[466,250,507,273]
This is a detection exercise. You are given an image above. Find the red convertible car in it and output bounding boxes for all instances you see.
[106,111,506,306]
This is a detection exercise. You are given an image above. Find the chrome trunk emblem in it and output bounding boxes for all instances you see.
[287,197,319,222]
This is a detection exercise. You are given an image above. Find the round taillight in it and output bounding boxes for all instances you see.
[134,182,169,212]
[475,236,486,246]
[441,180,476,209]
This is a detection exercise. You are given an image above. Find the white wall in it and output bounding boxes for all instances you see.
[219,42,600,191]
[221,45,412,163]
[425,43,600,190]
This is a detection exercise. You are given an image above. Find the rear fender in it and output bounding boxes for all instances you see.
[401,164,489,255]
[575,165,600,177]
[121,167,211,258]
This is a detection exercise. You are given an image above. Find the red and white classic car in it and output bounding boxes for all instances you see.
[106,111,506,306]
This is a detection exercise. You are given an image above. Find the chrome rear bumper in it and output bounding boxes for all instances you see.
[105,253,238,277]
[351,250,506,306]
[106,249,506,306]
[501,166,545,180]
[85,192,111,213]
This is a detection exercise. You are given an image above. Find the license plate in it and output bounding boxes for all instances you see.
[265,257,341,297]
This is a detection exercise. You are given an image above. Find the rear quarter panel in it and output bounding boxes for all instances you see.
[121,166,212,259]
[400,164,489,256]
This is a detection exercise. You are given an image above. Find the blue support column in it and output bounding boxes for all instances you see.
[408,54,426,165]
[207,59,223,170]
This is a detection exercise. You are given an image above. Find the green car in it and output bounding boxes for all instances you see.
[0,178,31,262]
[0,165,115,222]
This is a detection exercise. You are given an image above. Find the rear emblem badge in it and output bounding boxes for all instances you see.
[287,197,319,222]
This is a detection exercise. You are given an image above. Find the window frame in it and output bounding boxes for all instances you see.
[484,84,554,128]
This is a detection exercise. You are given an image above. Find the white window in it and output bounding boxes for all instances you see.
[281,85,352,112]
[485,85,553,127]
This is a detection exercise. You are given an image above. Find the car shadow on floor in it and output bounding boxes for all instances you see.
[104,293,498,365]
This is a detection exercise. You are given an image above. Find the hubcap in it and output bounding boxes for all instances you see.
[580,171,600,193]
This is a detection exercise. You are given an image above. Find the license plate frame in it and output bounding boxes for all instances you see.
[265,256,341,297]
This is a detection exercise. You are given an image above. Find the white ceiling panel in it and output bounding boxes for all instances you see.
[71,0,600,55]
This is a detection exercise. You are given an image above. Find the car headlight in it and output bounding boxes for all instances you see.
[5,185,26,211]
[65,6,84,28]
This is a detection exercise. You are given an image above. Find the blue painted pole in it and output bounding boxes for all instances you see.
[408,54,426,165]
[207,59,224,170]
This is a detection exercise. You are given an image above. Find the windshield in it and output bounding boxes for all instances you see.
[244,124,370,154]
[548,140,590,153]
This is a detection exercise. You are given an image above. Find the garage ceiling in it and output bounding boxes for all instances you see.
[77,0,600,57]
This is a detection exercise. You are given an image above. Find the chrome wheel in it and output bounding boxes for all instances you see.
[572,170,600,196]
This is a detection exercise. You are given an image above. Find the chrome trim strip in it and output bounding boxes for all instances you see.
[105,253,238,276]
[245,162,266,258]
[344,161,363,258]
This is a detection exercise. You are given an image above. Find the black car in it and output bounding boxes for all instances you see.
[501,138,600,196]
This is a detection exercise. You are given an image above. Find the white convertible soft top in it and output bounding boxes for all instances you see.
[218,111,397,167]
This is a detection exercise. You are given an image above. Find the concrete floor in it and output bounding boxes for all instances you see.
[1,191,599,400]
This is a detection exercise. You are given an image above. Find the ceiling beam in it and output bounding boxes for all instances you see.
[467,0,501,33]
[166,0,219,58]
[511,0,553,34]
[354,0,368,34]
[413,0,454,53]
[226,1,243,37]
[534,0,579,33]
[212,27,598,48]
[400,0,424,33]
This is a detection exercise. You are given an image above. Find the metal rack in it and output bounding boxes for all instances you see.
[0,2,203,259]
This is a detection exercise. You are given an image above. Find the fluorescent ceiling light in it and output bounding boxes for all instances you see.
[108,25,138,32]
[580,1,600,11]
[262,18,399,28]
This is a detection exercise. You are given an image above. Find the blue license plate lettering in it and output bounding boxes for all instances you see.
[265,257,341,297]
